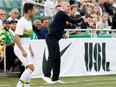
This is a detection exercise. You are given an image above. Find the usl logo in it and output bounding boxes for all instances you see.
[84,43,110,72]
[42,43,72,74]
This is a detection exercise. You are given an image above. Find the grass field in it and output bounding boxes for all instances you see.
[0,75,116,87]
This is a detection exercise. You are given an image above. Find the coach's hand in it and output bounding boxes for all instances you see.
[22,50,27,57]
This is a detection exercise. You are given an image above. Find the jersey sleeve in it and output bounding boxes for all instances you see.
[15,20,24,35]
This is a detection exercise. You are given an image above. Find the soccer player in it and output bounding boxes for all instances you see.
[14,3,35,87]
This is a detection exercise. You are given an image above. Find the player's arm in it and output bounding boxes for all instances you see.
[14,34,27,57]
[29,45,34,58]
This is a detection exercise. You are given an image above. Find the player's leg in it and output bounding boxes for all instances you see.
[15,48,34,87]
[16,61,34,87]
[23,64,34,87]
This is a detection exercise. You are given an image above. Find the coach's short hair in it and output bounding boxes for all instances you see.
[23,3,35,13]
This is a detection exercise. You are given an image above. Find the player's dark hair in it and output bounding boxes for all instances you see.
[23,3,35,13]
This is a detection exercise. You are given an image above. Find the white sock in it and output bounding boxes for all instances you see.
[16,69,32,87]
[16,81,24,87]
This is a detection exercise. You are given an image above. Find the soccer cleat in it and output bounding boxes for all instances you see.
[42,76,53,84]
[52,80,65,84]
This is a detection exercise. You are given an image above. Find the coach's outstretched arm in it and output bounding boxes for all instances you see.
[62,11,83,24]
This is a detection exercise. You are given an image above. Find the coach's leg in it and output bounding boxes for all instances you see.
[45,36,59,78]
[52,44,60,81]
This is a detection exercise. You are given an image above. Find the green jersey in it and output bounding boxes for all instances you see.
[0,28,14,45]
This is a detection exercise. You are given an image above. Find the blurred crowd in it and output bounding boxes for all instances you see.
[0,0,116,72]
[44,0,116,30]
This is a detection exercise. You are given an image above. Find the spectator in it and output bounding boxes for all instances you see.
[0,9,3,30]
[0,9,6,30]
[70,5,78,17]
[86,6,92,15]
[87,0,96,4]
[80,14,93,29]
[66,5,78,29]
[40,18,49,39]
[91,13,99,29]
[98,0,114,27]
[104,0,115,16]
[78,0,88,16]
[98,0,106,12]
[0,9,6,21]
[44,0,57,17]
[57,0,64,5]
[55,5,61,13]
[91,5,101,17]
[9,20,18,36]
[74,12,82,27]
[32,20,42,39]
[69,12,82,34]
[74,11,81,20]
[7,8,19,21]
[96,12,109,29]
[113,0,116,8]
[0,20,16,71]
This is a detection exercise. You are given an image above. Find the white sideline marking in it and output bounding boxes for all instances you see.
[83,78,116,82]
[33,86,48,87]
[0,84,10,86]
[31,84,48,87]
[66,81,79,84]
[43,81,79,84]
[42,78,116,85]
[30,78,116,86]
[84,81,116,85]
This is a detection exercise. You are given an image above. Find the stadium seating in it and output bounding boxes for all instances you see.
[0,0,6,8]
[10,0,20,8]
[0,0,21,18]
[0,0,44,20]
[0,0,20,9]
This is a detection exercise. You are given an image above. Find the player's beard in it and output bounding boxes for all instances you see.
[30,14,34,18]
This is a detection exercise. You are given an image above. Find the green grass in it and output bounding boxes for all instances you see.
[0,75,116,87]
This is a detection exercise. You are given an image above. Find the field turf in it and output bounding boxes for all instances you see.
[0,75,116,87]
